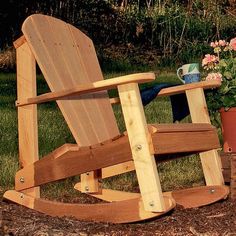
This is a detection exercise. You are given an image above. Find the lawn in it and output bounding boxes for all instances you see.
[0,71,205,199]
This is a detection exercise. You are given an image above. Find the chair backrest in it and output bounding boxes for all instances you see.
[22,14,120,146]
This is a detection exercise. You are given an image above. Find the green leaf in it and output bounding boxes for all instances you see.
[224,71,232,80]
[219,59,227,67]
[222,96,232,107]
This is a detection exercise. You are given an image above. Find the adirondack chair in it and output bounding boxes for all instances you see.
[4,14,229,223]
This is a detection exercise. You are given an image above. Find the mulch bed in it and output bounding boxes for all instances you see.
[1,197,236,236]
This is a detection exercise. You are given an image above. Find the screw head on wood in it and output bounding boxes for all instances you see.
[20,177,24,183]
[85,186,89,191]
[20,193,24,199]
[135,144,142,151]
[209,189,215,194]
[149,201,155,207]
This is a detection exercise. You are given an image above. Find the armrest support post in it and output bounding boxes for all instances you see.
[118,82,166,212]
[186,88,224,186]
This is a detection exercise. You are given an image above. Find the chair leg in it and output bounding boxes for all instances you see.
[118,83,166,212]
[16,41,40,197]
[186,88,224,185]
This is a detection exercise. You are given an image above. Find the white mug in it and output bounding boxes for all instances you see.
[177,63,200,84]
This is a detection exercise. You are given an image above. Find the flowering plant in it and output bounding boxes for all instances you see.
[202,37,236,114]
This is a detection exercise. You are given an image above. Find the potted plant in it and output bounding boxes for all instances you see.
[201,37,236,152]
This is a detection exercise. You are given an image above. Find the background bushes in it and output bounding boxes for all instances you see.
[0,0,236,71]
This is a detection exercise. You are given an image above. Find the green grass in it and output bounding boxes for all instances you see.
[0,71,204,199]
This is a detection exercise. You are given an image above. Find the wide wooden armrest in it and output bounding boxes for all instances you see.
[157,80,221,97]
[16,72,155,107]
[110,80,221,105]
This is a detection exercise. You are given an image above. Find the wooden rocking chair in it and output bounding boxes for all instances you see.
[4,14,229,223]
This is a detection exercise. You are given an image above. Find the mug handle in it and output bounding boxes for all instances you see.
[177,67,185,84]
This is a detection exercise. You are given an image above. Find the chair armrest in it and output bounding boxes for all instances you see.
[109,80,221,105]
[16,72,155,107]
[157,80,221,97]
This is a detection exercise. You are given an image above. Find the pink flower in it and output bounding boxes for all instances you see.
[210,40,226,48]
[205,72,222,82]
[219,40,226,47]
[210,42,216,48]
[229,37,236,51]
[202,54,219,67]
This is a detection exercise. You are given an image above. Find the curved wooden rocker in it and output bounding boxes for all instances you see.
[73,185,229,209]
[4,14,228,223]
[4,190,175,223]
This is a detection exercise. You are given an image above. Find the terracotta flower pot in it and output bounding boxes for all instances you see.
[220,107,236,152]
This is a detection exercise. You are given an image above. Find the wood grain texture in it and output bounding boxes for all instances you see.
[152,130,220,154]
[230,154,236,199]
[231,154,236,178]
[16,42,39,198]
[73,186,228,209]
[15,137,131,191]
[118,83,165,212]
[151,123,214,132]
[16,73,155,106]
[102,160,135,179]
[80,170,102,193]
[157,80,221,97]
[15,124,220,191]
[8,14,228,224]
[22,14,120,146]
[220,152,231,182]
[3,190,175,223]
[74,161,136,193]
[13,35,26,49]
[21,14,122,190]
[171,185,229,208]
[73,185,140,201]
[231,179,236,200]
[186,88,224,185]
[106,80,222,105]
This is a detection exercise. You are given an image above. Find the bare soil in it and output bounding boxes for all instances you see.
[1,196,236,236]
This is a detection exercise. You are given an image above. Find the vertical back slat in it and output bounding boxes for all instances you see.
[69,26,120,137]
[22,14,120,146]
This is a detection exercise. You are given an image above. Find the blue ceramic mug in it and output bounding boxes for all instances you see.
[177,63,200,84]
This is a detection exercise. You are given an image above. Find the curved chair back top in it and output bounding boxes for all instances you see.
[22,14,120,146]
